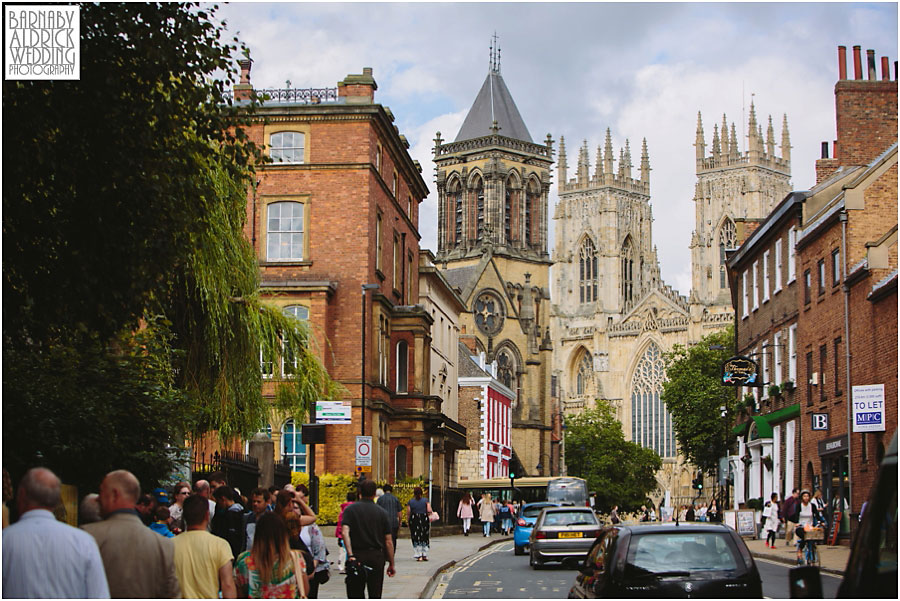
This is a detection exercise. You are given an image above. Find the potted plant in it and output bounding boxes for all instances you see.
[768,384,781,398]
[782,379,795,392]
[762,455,773,470]
[743,393,756,411]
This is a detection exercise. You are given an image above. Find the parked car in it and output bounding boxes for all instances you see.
[790,432,897,598]
[529,506,601,568]
[568,523,763,598]
[513,502,559,555]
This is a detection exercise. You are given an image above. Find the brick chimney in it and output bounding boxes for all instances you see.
[338,67,377,104]
[233,59,253,101]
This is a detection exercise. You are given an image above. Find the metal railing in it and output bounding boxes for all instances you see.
[223,87,339,104]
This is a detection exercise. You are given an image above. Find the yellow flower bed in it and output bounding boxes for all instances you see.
[290,472,425,525]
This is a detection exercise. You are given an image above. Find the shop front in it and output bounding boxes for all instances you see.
[817,434,851,537]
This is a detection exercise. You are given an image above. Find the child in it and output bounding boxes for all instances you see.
[149,505,174,538]
[762,492,780,548]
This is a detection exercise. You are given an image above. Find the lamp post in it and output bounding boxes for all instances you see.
[361,284,379,440]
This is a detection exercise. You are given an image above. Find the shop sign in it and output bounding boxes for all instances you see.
[818,435,848,456]
[811,413,829,431]
[721,356,761,387]
[852,384,885,432]
[315,401,351,424]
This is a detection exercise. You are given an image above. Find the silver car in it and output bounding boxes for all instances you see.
[529,506,601,568]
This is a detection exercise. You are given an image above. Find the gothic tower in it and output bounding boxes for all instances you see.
[690,103,792,307]
[434,41,556,477]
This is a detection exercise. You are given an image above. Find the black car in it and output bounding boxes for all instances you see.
[568,522,762,598]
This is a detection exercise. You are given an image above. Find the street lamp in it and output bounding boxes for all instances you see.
[361,283,379,439]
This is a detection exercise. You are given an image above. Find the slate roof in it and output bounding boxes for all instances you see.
[441,264,480,297]
[454,71,532,143]
[458,342,489,379]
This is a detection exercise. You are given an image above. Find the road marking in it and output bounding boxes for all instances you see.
[430,544,510,598]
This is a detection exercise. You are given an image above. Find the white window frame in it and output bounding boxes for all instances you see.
[788,324,797,383]
[375,212,383,271]
[761,338,770,398]
[774,238,783,293]
[751,260,759,311]
[773,331,783,386]
[788,227,797,282]
[281,419,307,472]
[266,201,304,262]
[742,270,749,318]
[261,347,274,379]
[762,250,771,302]
[269,131,304,164]
[281,305,308,377]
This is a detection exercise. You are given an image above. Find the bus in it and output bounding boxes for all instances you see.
[457,476,589,506]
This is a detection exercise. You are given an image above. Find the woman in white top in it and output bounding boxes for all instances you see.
[795,490,823,561]
[696,503,707,522]
[762,492,781,548]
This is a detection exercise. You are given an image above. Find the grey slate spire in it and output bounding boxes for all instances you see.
[454,37,533,143]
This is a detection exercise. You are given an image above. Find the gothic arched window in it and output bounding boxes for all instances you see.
[449,179,463,246]
[719,218,737,289]
[622,239,635,305]
[576,352,593,396]
[496,347,517,390]
[630,342,674,457]
[579,238,598,303]
[474,176,485,242]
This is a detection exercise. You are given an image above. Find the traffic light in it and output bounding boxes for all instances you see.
[692,475,704,491]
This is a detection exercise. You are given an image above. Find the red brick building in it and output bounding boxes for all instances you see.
[795,45,897,540]
[232,61,466,485]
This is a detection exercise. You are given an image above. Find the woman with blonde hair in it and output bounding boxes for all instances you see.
[477,493,496,537]
[233,512,309,598]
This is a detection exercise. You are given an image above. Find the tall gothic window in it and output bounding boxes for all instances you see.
[525,179,539,247]
[622,239,634,305]
[630,342,674,457]
[450,180,463,246]
[474,176,485,242]
[579,238,598,303]
[576,352,593,396]
[496,347,517,390]
[719,218,736,289]
[504,180,513,243]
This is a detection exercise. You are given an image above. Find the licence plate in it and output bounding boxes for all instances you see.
[558,532,583,538]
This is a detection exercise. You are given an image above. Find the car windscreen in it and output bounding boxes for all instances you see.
[523,505,553,518]
[547,479,587,505]
[540,510,598,527]
[624,532,746,577]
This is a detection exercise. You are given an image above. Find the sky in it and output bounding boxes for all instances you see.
[216,2,897,296]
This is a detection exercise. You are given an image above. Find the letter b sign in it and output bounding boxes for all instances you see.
[811,413,829,431]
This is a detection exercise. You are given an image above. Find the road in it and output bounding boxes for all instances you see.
[430,539,843,598]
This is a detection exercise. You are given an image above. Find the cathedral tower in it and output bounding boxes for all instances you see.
[690,104,792,307]
[434,41,556,477]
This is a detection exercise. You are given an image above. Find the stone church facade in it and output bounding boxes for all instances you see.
[432,54,557,477]
[551,104,792,505]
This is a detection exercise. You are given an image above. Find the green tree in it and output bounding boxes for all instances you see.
[661,326,738,476]
[564,401,662,512]
[2,3,339,493]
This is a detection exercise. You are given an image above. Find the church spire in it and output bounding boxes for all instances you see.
[640,138,650,183]
[781,114,791,162]
[624,139,633,179]
[712,123,721,159]
[766,115,776,156]
[489,31,501,74]
[604,128,614,178]
[595,144,604,180]
[577,140,590,184]
[730,123,740,159]
[721,114,729,155]
[695,111,706,161]
[557,135,568,185]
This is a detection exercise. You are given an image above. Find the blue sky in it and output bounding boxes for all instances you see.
[217,2,897,295]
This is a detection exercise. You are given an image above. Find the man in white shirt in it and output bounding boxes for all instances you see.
[2,467,110,598]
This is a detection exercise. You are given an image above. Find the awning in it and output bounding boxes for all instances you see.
[732,404,800,437]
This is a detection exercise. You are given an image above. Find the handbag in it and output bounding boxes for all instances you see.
[291,551,308,599]
[429,511,439,522]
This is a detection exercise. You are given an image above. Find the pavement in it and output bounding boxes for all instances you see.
[314,529,851,599]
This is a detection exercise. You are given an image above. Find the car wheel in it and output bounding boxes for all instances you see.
[514,543,525,556]
[530,550,542,569]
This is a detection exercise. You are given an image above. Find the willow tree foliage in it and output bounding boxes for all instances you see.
[661,326,738,476]
[3,3,339,492]
[564,401,662,512]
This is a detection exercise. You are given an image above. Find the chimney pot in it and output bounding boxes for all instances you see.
[882,56,890,81]
[853,45,863,80]
[867,49,876,80]
[838,46,847,80]
[363,67,373,75]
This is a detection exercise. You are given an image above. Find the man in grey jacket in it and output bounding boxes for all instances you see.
[84,470,180,598]
[376,483,403,551]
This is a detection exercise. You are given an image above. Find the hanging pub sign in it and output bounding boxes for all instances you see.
[721,356,761,387]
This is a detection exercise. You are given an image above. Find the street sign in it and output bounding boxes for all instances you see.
[316,401,352,424]
[355,435,372,467]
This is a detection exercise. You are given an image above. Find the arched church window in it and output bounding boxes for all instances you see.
[622,239,635,305]
[630,342,674,457]
[496,347,517,390]
[450,180,463,246]
[579,238,598,303]
[474,176,485,242]
[525,179,539,248]
[719,218,736,289]
[504,176,516,244]
[576,352,592,396]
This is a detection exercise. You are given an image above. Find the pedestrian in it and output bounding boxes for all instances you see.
[707,497,720,523]
[194,479,217,527]
[335,491,356,573]
[136,492,157,526]
[233,512,309,598]
[477,493,496,537]
[212,485,247,558]
[80,492,103,525]
[209,471,227,494]
[762,492,780,548]
[649,506,658,522]
[342,479,395,599]
[812,489,827,530]
[151,505,175,538]
[267,486,280,512]
[780,488,800,546]
[2,468,12,529]
[678,505,688,522]
[375,487,384,501]
[83,469,180,597]
[296,485,330,599]
[2,467,110,598]
[457,492,474,536]
[639,504,651,522]
[169,481,191,534]
[406,486,432,561]
[173,494,236,598]
[376,483,403,552]
[498,499,512,535]
[609,505,620,525]
[696,503,707,522]
[795,490,824,563]
[685,504,695,522]
[246,487,270,550]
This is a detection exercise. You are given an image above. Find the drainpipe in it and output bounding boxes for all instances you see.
[840,210,853,520]
[428,436,434,502]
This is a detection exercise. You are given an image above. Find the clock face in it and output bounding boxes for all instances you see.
[474,291,504,336]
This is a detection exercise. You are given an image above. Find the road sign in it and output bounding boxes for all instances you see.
[355,435,372,467]
[315,401,352,424]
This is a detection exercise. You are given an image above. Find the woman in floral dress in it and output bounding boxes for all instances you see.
[234,512,309,598]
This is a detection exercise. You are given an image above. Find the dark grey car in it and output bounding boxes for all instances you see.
[529,506,601,568]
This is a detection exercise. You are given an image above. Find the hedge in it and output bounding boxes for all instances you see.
[290,472,425,525]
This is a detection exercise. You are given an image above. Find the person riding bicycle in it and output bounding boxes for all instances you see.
[795,489,825,564]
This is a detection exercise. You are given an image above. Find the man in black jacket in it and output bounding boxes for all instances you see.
[211,485,247,558]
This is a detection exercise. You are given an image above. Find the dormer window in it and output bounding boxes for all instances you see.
[270,132,304,164]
